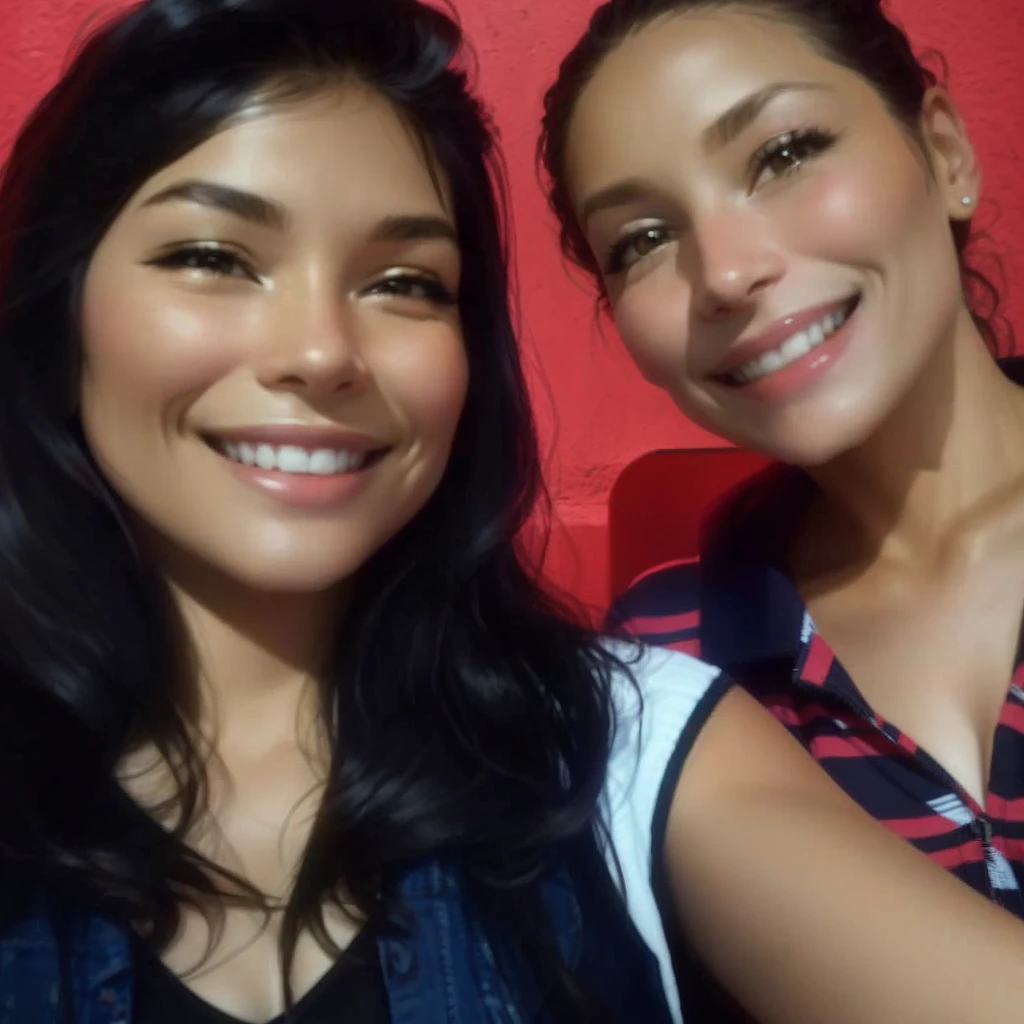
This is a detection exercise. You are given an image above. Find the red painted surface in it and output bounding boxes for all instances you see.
[608,447,771,598]
[2,0,1022,616]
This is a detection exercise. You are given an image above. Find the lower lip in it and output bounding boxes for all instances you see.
[218,452,377,508]
[722,304,858,402]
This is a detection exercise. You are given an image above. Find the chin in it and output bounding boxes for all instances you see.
[765,439,851,468]
[220,547,372,594]
[738,409,886,469]
[136,515,392,596]
[691,373,894,468]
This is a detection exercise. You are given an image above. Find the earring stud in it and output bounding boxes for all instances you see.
[961,196,973,206]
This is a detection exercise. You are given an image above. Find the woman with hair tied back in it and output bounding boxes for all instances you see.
[3,1,1024,1023]
[540,0,1024,1019]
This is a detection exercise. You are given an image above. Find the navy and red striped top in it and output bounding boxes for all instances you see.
[608,375,1024,917]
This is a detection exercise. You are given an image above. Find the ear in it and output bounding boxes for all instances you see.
[919,86,982,222]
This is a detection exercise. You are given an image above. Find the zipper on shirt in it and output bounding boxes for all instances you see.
[971,814,1001,902]
[974,815,994,847]
[791,678,1004,904]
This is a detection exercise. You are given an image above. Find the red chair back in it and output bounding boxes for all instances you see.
[608,447,770,600]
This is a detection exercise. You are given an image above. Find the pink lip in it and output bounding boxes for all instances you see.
[711,296,859,378]
[204,427,390,509]
[216,453,380,508]
[723,299,860,403]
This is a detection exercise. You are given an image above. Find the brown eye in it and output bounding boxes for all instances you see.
[633,229,664,258]
[605,225,674,274]
[765,140,810,174]
[366,273,456,306]
[751,128,838,189]
[181,250,238,274]
[148,244,258,281]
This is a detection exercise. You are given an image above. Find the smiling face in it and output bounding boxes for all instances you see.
[80,82,468,593]
[564,7,979,464]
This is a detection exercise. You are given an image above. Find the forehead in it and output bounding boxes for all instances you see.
[565,9,850,197]
[130,82,452,222]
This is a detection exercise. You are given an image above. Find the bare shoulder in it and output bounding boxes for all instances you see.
[659,686,1024,1024]
[669,685,833,816]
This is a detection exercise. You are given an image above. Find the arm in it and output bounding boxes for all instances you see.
[666,685,1024,1024]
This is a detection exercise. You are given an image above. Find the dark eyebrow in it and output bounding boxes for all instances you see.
[581,177,665,229]
[702,82,835,152]
[369,214,459,247]
[140,180,289,230]
[140,182,457,248]
[580,83,835,227]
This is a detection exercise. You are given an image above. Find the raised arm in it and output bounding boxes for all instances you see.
[666,686,1024,1024]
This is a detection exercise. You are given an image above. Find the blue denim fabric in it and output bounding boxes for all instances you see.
[0,846,675,1024]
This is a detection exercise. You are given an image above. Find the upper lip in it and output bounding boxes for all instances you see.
[202,424,391,452]
[710,295,859,378]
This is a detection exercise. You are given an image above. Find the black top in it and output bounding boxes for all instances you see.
[132,921,390,1023]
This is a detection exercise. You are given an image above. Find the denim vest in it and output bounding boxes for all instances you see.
[0,842,676,1024]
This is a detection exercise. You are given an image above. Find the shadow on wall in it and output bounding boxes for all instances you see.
[527,447,770,625]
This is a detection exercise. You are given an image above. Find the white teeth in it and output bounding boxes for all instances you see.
[779,330,811,363]
[255,444,276,470]
[730,302,853,385]
[276,446,310,473]
[308,449,337,475]
[216,442,370,475]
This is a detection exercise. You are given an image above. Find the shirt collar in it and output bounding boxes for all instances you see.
[698,464,813,674]
[701,554,808,671]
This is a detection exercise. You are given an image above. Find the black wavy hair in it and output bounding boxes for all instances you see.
[0,0,629,1015]
[538,0,1011,354]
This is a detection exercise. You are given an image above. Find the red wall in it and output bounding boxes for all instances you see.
[2,0,1022,616]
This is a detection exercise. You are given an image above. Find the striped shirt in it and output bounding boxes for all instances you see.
[608,438,1024,918]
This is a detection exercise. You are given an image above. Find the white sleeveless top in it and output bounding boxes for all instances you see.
[598,642,733,1023]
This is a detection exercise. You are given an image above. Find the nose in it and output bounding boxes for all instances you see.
[256,281,368,397]
[689,206,784,320]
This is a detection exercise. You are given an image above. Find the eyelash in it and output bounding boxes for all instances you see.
[603,126,838,276]
[148,244,457,306]
[149,244,256,280]
[749,126,838,186]
[604,226,672,276]
[369,274,457,306]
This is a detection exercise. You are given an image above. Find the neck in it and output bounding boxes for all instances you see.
[159,550,349,756]
[805,310,1024,570]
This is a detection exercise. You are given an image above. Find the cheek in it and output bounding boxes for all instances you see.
[373,322,468,450]
[79,276,256,483]
[790,150,963,371]
[79,267,248,439]
[788,147,939,267]
[613,270,693,389]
